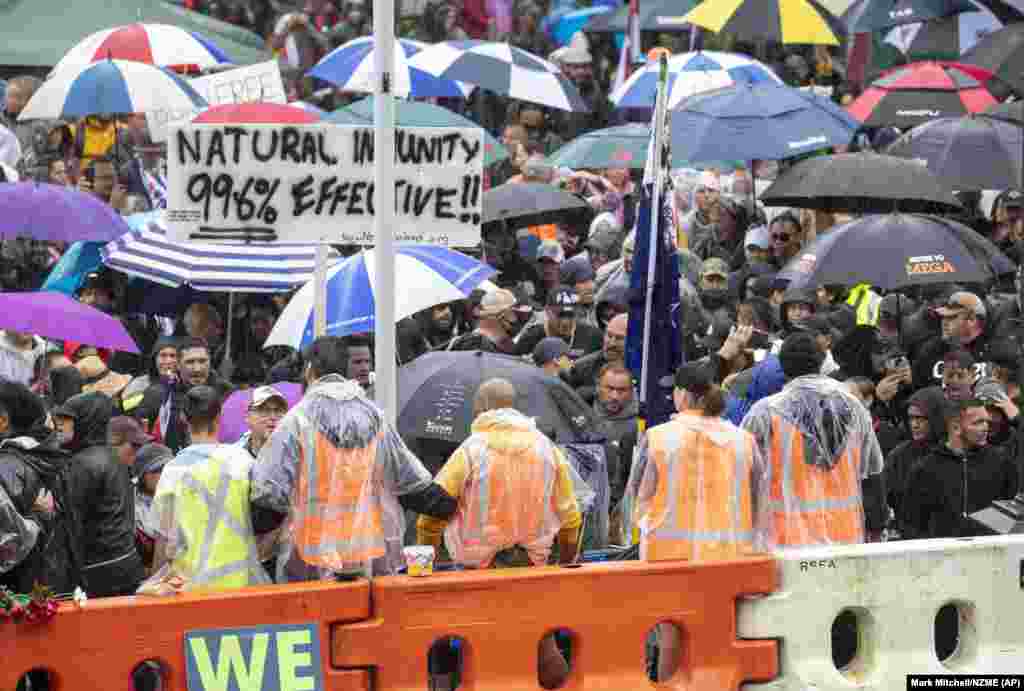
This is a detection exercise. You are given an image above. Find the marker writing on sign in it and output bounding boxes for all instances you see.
[352,129,483,165]
[177,127,340,167]
[290,176,481,225]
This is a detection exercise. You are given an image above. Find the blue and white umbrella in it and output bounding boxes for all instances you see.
[309,37,472,99]
[611,51,782,109]
[18,59,206,121]
[102,212,320,292]
[265,246,497,349]
[407,40,589,112]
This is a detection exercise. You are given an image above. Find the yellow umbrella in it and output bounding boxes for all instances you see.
[683,0,844,45]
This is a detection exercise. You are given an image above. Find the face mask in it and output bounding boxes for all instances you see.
[55,430,73,447]
[700,288,729,310]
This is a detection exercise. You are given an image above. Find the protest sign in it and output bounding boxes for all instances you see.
[147,61,287,143]
[167,124,484,247]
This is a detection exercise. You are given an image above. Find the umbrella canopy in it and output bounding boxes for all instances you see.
[40,241,104,295]
[103,211,321,292]
[962,22,1024,94]
[885,113,1023,190]
[551,6,614,45]
[326,97,508,166]
[309,36,471,99]
[397,350,602,446]
[0,183,132,242]
[547,123,652,169]
[18,59,206,121]
[483,182,592,227]
[669,82,860,163]
[192,102,322,124]
[610,50,782,109]
[682,0,844,45]
[53,23,232,73]
[759,152,963,213]
[846,0,979,32]
[878,2,1002,56]
[407,40,588,112]
[846,60,998,127]
[585,0,700,33]
[216,382,303,443]
[776,213,1013,290]
[0,291,139,353]
[0,0,269,68]
[264,246,496,349]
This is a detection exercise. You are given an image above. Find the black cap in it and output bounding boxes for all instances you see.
[533,337,570,367]
[1003,189,1023,209]
[547,286,580,316]
[674,361,713,396]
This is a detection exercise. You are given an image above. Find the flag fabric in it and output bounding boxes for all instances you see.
[626,56,682,428]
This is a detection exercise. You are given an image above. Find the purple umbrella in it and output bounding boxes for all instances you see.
[217,382,303,443]
[0,292,140,353]
[0,182,132,242]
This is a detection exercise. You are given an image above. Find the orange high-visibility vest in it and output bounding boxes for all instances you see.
[457,434,558,568]
[767,416,865,547]
[292,430,385,568]
[642,416,756,561]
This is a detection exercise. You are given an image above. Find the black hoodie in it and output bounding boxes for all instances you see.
[61,392,144,596]
[903,439,1018,539]
[885,386,946,533]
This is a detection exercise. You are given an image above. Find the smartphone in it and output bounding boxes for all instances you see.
[82,162,95,184]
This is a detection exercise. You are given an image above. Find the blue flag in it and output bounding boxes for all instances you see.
[625,181,682,428]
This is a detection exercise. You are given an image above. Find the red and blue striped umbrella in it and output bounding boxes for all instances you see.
[54,23,232,72]
[18,59,207,120]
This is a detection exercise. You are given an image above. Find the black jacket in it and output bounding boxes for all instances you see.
[903,442,1019,539]
[884,386,946,533]
[135,366,233,453]
[62,392,144,596]
[560,349,608,405]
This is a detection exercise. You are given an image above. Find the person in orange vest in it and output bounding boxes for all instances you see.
[627,361,768,682]
[417,377,584,689]
[250,336,458,582]
[741,332,886,547]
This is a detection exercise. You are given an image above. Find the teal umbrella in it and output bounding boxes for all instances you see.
[0,0,269,67]
[547,123,744,171]
[325,96,508,166]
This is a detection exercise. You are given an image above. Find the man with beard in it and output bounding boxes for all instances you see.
[561,314,627,404]
[913,292,991,390]
[697,258,735,323]
[904,399,1018,538]
[515,286,602,362]
[593,363,637,505]
[552,35,610,142]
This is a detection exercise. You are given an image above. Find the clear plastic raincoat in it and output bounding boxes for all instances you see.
[741,374,884,548]
[138,443,269,595]
[0,485,39,574]
[251,375,433,581]
[626,412,771,561]
[435,409,593,568]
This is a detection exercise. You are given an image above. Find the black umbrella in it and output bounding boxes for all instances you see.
[761,152,963,213]
[586,0,700,33]
[962,22,1024,95]
[483,182,591,229]
[776,213,1014,291]
[845,0,978,32]
[885,114,1024,190]
[397,350,604,446]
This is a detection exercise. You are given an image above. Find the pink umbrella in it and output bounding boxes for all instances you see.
[192,102,322,124]
[217,382,303,443]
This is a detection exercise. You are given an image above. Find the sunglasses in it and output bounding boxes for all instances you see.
[771,233,791,242]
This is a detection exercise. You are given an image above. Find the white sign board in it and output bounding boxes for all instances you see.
[146,61,287,143]
[167,124,484,247]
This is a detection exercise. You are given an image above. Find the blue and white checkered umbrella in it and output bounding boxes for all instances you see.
[407,40,589,112]
[611,51,782,109]
[264,245,496,349]
[309,37,472,99]
[102,212,320,292]
[18,59,206,120]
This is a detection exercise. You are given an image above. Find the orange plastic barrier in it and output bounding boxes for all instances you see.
[334,557,779,690]
[1,581,371,691]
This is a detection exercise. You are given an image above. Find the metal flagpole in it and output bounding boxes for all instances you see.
[314,243,329,338]
[638,54,669,410]
[373,0,398,424]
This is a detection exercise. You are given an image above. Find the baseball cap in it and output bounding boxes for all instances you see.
[745,225,771,250]
[547,286,580,316]
[108,416,152,446]
[700,257,730,280]
[250,385,287,410]
[974,377,1010,405]
[537,241,565,263]
[935,291,986,319]
[878,294,914,322]
[479,288,517,318]
[132,443,174,480]
[1002,189,1023,209]
[533,337,570,367]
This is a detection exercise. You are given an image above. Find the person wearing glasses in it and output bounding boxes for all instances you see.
[769,212,805,268]
[238,386,290,460]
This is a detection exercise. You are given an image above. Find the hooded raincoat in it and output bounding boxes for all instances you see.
[741,375,885,547]
[885,386,946,533]
[251,376,435,580]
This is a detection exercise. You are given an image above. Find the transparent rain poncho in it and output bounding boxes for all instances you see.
[740,374,884,548]
[443,409,595,568]
[0,485,39,574]
[624,412,772,562]
[138,444,269,596]
[251,375,432,580]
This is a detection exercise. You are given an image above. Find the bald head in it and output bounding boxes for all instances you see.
[604,314,628,362]
[473,378,517,416]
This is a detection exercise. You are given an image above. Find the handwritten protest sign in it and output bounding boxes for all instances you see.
[167,124,484,247]
[146,61,287,143]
